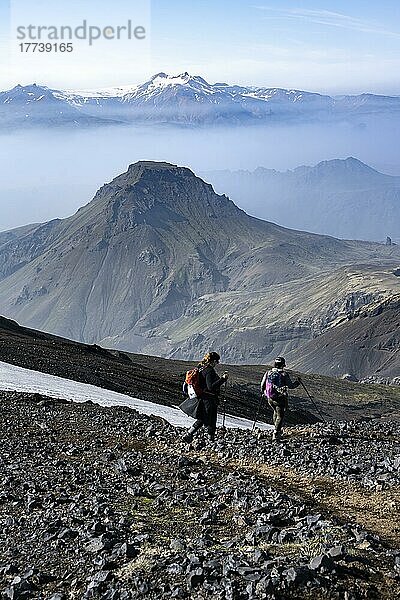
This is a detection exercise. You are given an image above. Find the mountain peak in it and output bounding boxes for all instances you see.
[343,156,378,171]
[141,72,213,92]
[320,157,366,168]
[315,157,381,176]
[11,83,42,91]
[292,157,381,178]
[127,160,178,171]
[87,160,237,224]
[4,83,54,99]
[123,160,191,184]
[149,72,197,85]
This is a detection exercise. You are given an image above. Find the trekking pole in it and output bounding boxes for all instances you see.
[221,379,227,432]
[300,380,326,423]
[251,393,263,433]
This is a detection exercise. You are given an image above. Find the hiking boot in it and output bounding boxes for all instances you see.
[182,423,201,443]
[272,430,282,442]
[182,431,194,443]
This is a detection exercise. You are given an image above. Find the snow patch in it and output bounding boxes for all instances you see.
[0,360,272,431]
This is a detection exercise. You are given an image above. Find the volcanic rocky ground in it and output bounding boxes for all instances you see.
[1,391,400,599]
[1,316,400,598]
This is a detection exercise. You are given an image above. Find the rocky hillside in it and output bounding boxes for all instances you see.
[144,264,400,373]
[287,294,400,382]
[0,161,399,368]
[204,157,400,242]
[1,314,400,423]
[1,391,400,599]
[0,223,41,246]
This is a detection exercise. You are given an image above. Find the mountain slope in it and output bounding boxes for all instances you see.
[287,294,400,381]
[2,74,400,129]
[204,157,400,241]
[1,314,400,422]
[0,161,399,365]
[0,222,41,246]
[139,263,400,366]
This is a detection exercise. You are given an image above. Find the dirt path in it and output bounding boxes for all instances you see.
[228,461,400,548]
[151,437,400,548]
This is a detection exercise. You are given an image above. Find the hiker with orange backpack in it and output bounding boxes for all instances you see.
[261,357,301,441]
[180,351,228,443]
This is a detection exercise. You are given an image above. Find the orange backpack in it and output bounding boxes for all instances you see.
[185,367,204,398]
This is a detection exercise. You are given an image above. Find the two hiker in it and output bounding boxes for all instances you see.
[180,352,301,442]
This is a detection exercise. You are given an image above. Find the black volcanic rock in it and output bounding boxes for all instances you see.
[1,391,400,599]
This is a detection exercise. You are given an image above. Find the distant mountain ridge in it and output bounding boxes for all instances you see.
[0,160,399,372]
[0,83,116,129]
[204,157,400,242]
[1,72,400,129]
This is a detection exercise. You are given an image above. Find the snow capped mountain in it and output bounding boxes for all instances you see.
[1,73,399,129]
[1,83,59,104]
[0,83,119,129]
[123,72,215,98]
[121,72,224,104]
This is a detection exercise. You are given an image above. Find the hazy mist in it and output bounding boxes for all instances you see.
[1,115,400,232]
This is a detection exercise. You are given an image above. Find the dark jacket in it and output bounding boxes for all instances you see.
[199,365,226,399]
[179,364,226,426]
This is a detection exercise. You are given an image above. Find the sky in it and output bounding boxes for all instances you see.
[0,0,399,94]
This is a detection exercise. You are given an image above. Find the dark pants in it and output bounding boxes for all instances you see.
[190,394,218,439]
[268,395,288,433]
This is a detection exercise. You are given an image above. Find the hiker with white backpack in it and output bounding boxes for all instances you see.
[180,351,228,443]
[261,357,301,441]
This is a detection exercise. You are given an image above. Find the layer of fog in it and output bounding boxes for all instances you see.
[1,115,400,233]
